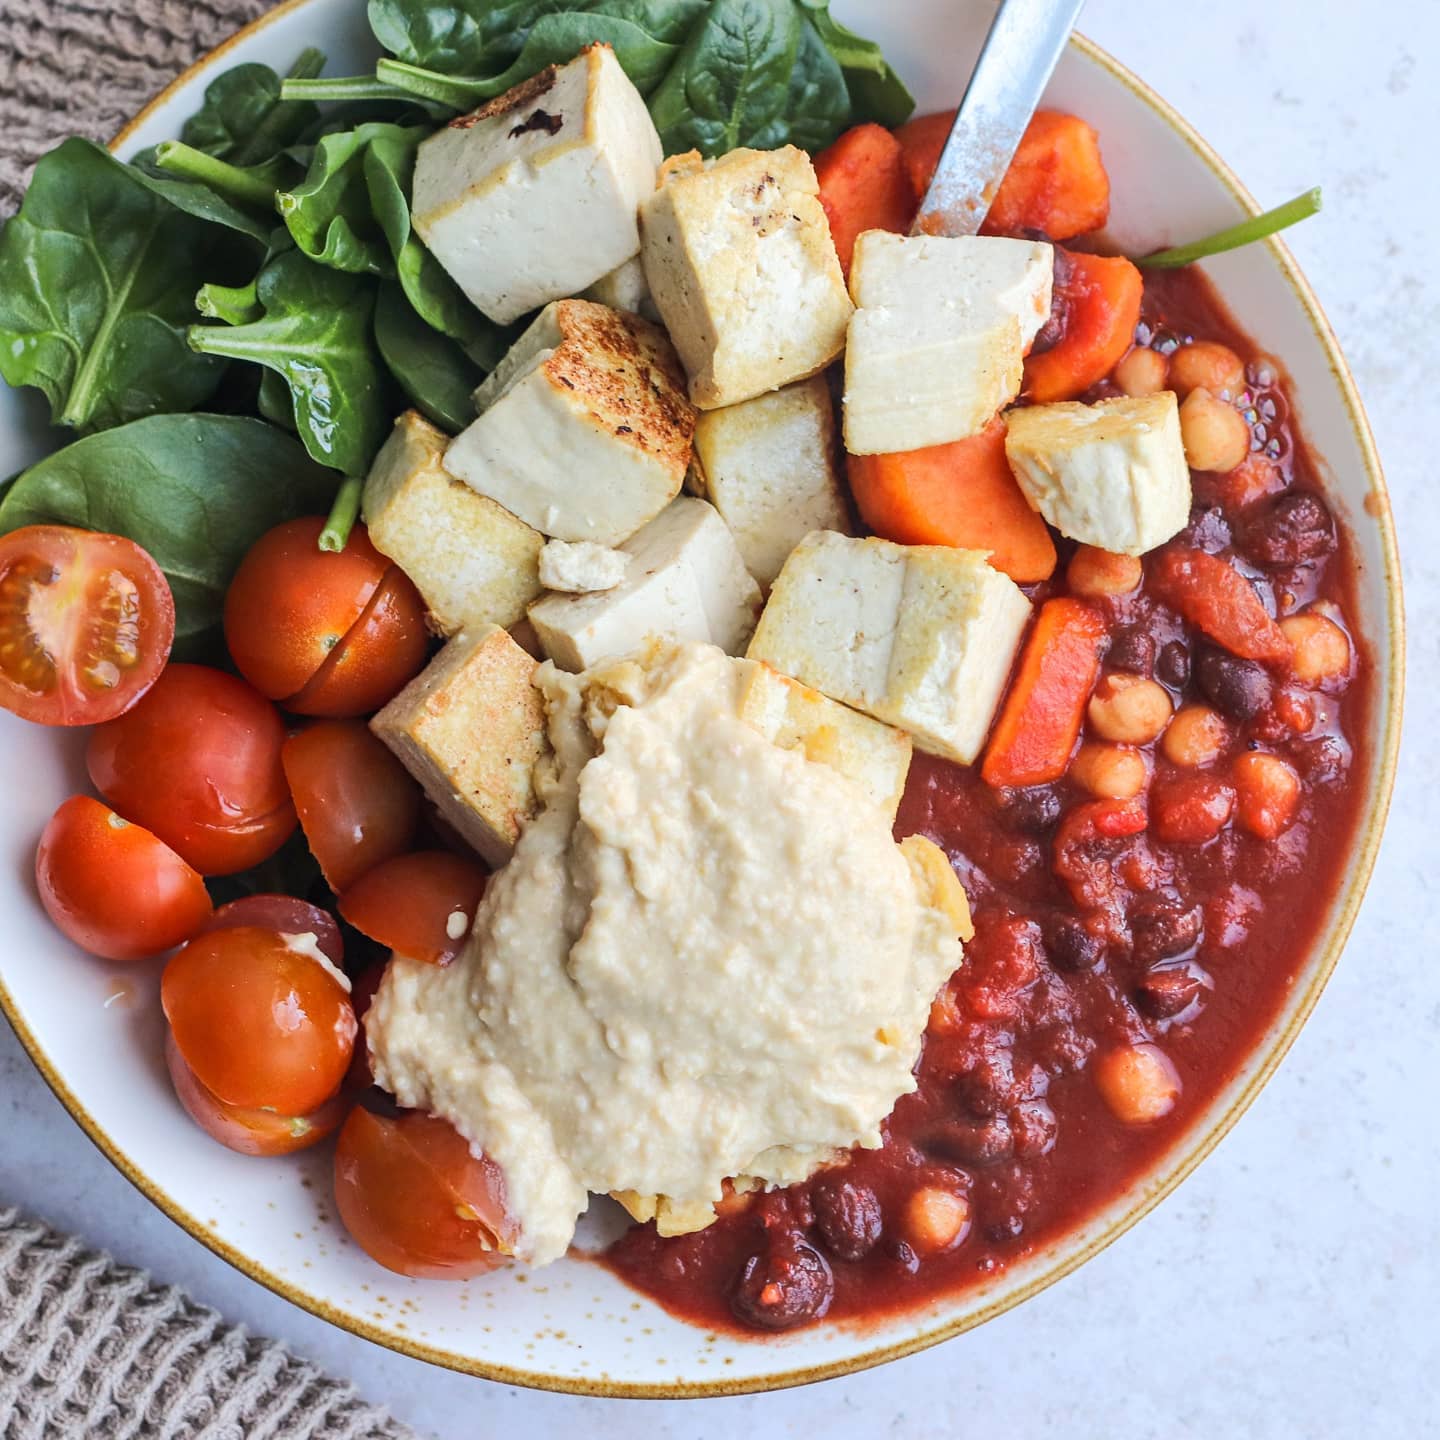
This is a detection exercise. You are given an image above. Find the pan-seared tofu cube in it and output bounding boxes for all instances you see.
[529,497,760,671]
[844,232,1054,455]
[1003,392,1191,556]
[413,46,662,325]
[691,377,851,587]
[444,300,696,546]
[539,539,628,594]
[581,255,659,321]
[640,146,853,410]
[362,411,543,635]
[733,659,912,821]
[371,626,549,867]
[747,532,1031,764]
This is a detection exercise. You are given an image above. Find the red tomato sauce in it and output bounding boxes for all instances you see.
[601,265,1374,1334]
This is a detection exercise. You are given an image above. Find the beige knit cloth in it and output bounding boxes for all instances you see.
[1,4,421,1435]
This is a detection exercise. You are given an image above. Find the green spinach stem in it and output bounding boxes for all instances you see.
[319,475,364,552]
[1136,188,1322,269]
[195,279,262,325]
[374,60,474,112]
[152,141,278,211]
[280,75,436,105]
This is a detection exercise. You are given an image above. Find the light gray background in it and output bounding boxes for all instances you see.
[3,2,1435,1435]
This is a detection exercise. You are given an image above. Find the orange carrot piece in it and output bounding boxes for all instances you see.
[896,109,1110,242]
[814,123,918,279]
[1024,250,1143,403]
[981,598,1109,788]
[847,418,1057,583]
[1150,547,1292,665]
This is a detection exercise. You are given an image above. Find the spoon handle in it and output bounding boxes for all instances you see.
[913,0,1086,237]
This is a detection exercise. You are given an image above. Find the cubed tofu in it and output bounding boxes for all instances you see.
[371,625,549,867]
[733,658,912,820]
[362,411,543,636]
[844,232,1054,455]
[640,146,853,410]
[580,255,659,321]
[539,539,628,594]
[413,46,662,325]
[1003,392,1192,556]
[445,300,696,546]
[691,377,852,586]
[529,497,760,671]
[747,532,1031,764]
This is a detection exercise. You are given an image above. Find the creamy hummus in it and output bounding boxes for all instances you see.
[367,641,967,1264]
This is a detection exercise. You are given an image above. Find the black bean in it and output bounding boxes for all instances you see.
[1156,639,1191,690]
[731,1236,834,1330]
[1136,965,1205,1019]
[1129,898,1204,965]
[929,1114,1015,1167]
[1011,1099,1058,1158]
[1237,491,1336,567]
[1046,915,1106,972]
[1197,648,1272,719]
[1292,734,1350,787]
[811,1178,883,1262]
[1107,628,1157,676]
[1177,505,1233,554]
[996,785,1063,834]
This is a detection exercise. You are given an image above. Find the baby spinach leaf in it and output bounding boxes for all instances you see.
[743,13,849,152]
[0,414,337,657]
[182,50,327,166]
[0,138,228,432]
[649,0,801,156]
[188,252,389,477]
[797,1,914,128]
[128,143,296,244]
[373,281,483,433]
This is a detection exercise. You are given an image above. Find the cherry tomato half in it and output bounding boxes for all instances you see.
[165,1029,346,1156]
[36,796,212,961]
[334,1106,516,1279]
[0,526,174,726]
[223,518,427,717]
[281,721,422,892]
[87,664,296,876]
[345,961,386,1091]
[339,852,488,965]
[162,925,356,1114]
[202,895,344,967]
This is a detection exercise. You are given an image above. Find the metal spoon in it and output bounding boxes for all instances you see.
[913,0,1086,237]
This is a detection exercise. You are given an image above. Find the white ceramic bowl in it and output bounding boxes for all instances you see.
[0,0,1402,1397]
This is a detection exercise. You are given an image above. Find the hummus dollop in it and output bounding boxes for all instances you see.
[368,641,967,1263]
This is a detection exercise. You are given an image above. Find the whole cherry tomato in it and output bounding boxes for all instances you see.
[36,796,212,961]
[334,1106,516,1279]
[87,664,296,876]
[339,852,488,965]
[0,526,174,726]
[162,925,356,1114]
[223,518,427,716]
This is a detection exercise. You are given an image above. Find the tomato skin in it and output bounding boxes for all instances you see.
[224,518,427,716]
[35,797,212,961]
[203,895,344,967]
[0,526,174,726]
[162,925,356,1114]
[345,961,386,1090]
[281,722,422,892]
[87,664,296,876]
[165,1030,346,1156]
[340,852,488,966]
[334,1106,516,1279]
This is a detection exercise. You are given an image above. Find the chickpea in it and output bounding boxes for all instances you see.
[1169,340,1246,399]
[1280,612,1352,686]
[1087,673,1173,745]
[1112,345,1169,397]
[1070,742,1148,800]
[1095,1042,1182,1124]
[1179,387,1252,474]
[1068,545,1143,599]
[1162,705,1229,767]
[1271,689,1316,735]
[1233,752,1301,839]
[901,1184,972,1256]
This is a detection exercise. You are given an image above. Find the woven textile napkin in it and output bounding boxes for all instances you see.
[1,3,421,1434]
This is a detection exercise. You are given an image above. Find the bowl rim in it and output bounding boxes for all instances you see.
[0,0,1405,1400]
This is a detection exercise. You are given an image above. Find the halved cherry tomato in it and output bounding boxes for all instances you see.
[87,664,296,876]
[339,852,488,965]
[203,895,344,967]
[281,722,422,892]
[223,518,428,716]
[165,1030,346,1156]
[162,925,356,1114]
[334,1107,516,1279]
[345,962,387,1090]
[36,796,212,961]
[0,526,174,726]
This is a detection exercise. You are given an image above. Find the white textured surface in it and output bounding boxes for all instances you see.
[1,0,1435,1434]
